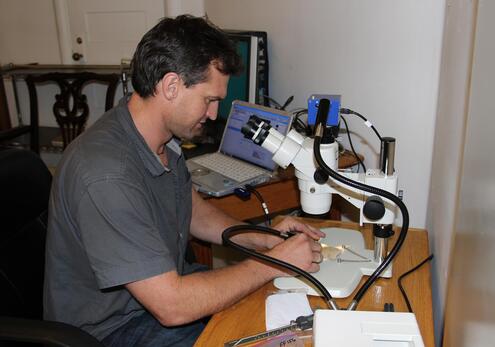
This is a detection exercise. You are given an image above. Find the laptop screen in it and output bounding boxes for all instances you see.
[219,101,292,171]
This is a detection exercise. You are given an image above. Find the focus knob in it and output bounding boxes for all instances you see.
[313,168,329,184]
[363,195,386,220]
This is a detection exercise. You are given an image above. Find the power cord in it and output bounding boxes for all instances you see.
[340,108,383,141]
[245,184,271,226]
[291,109,312,136]
[340,115,366,173]
[233,185,271,226]
[314,134,409,310]
[264,95,294,111]
[313,100,409,310]
[398,254,434,312]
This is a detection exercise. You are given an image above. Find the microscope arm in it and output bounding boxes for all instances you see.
[260,128,398,225]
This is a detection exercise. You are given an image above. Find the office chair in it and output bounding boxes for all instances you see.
[0,148,103,346]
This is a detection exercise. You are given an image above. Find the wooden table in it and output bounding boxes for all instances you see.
[194,217,434,347]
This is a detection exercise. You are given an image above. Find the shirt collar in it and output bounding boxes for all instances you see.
[117,96,183,177]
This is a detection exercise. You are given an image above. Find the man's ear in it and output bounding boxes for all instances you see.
[160,72,181,100]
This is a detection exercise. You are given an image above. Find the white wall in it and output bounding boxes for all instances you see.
[164,0,204,17]
[426,1,477,345]
[2,1,445,228]
[441,0,495,345]
[205,0,445,229]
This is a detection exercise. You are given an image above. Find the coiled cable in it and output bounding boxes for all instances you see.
[313,132,409,309]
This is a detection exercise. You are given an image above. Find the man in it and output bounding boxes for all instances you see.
[44,15,324,346]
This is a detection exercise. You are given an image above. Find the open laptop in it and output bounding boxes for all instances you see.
[187,100,292,197]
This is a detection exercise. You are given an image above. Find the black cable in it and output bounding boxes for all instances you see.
[292,109,311,136]
[280,96,294,111]
[398,254,434,312]
[222,224,334,304]
[236,103,407,310]
[264,95,294,111]
[340,115,366,173]
[263,95,282,109]
[245,184,271,226]
[313,134,409,309]
[340,108,383,142]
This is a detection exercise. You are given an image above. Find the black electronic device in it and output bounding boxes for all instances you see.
[217,30,269,121]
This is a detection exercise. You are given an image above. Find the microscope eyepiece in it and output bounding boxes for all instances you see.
[241,115,272,145]
[241,116,261,138]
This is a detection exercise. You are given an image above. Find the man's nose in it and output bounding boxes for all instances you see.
[206,101,219,120]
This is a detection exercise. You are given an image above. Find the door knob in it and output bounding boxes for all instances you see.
[72,52,84,61]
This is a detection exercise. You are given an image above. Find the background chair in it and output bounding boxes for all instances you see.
[0,148,103,346]
[26,72,120,150]
[0,71,120,153]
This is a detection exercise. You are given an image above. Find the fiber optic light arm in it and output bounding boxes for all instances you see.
[241,99,403,295]
[236,101,421,347]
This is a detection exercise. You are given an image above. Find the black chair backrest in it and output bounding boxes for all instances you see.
[0,149,52,319]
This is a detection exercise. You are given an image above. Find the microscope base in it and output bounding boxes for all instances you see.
[274,227,392,298]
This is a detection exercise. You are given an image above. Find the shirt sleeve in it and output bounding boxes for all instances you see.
[76,178,175,289]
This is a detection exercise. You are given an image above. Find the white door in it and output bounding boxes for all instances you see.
[58,0,165,65]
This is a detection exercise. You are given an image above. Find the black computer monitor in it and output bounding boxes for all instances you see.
[217,31,269,121]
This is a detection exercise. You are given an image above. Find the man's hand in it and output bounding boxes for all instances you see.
[257,217,326,276]
[265,216,326,249]
[265,232,323,276]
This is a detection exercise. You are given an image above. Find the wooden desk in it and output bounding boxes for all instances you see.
[194,217,434,347]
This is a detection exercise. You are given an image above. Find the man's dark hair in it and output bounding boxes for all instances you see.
[131,15,242,97]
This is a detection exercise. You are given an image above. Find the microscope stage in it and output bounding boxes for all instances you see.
[274,227,392,297]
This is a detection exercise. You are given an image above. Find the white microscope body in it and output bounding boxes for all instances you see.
[244,118,398,298]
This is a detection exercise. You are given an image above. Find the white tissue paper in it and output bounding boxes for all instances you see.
[265,291,313,331]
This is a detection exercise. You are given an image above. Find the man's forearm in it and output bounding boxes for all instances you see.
[126,257,277,326]
[127,224,322,327]
[190,188,240,244]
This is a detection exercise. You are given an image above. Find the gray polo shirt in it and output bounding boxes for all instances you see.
[43,97,192,340]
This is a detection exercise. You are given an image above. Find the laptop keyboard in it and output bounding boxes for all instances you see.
[193,153,267,182]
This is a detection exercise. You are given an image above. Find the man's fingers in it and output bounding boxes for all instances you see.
[307,262,320,273]
[311,240,322,252]
[312,251,323,264]
[300,224,325,240]
[308,225,326,237]
[273,217,326,248]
